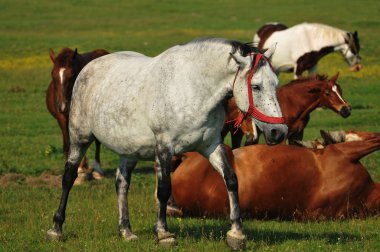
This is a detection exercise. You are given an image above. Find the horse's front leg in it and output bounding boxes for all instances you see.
[202,143,246,250]
[46,142,90,241]
[155,143,176,246]
[115,155,137,241]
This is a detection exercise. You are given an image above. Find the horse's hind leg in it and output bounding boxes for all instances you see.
[46,140,93,241]
[202,143,246,250]
[154,143,176,246]
[115,155,137,241]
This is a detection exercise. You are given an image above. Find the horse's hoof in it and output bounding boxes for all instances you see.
[74,172,87,186]
[46,229,63,241]
[92,171,104,180]
[166,205,183,217]
[120,229,138,241]
[157,231,176,247]
[226,230,246,251]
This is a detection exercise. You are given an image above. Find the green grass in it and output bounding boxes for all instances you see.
[0,0,380,251]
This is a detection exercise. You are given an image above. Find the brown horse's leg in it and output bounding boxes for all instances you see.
[231,129,244,149]
[47,142,91,241]
[116,156,137,241]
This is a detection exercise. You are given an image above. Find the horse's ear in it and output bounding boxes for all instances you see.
[354,30,358,37]
[263,43,277,59]
[73,48,78,59]
[49,48,55,62]
[329,72,340,83]
[229,52,248,69]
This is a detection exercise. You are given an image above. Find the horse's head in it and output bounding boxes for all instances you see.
[49,48,82,114]
[230,43,287,145]
[316,72,351,118]
[341,31,362,71]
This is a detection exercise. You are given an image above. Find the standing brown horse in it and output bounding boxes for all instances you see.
[170,131,380,219]
[223,73,351,147]
[46,47,109,183]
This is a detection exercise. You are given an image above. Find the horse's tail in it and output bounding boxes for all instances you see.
[253,22,288,49]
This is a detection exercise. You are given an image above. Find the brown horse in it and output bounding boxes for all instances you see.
[223,73,351,148]
[170,131,380,220]
[46,47,109,183]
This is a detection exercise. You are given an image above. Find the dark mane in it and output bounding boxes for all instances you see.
[182,37,263,56]
[55,48,78,66]
[288,74,328,85]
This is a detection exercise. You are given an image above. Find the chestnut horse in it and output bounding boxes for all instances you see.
[46,48,109,182]
[170,131,380,219]
[223,73,351,148]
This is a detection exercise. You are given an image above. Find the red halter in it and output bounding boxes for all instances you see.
[232,53,285,130]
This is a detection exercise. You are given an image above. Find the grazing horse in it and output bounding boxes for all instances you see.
[170,133,380,219]
[253,22,362,78]
[46,48,109,182]
[223,73,351,148]
[46,38,288,250]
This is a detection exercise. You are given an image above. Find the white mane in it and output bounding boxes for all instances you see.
[299,23,347,44]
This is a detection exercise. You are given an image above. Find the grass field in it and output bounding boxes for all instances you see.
[0,0,379,251]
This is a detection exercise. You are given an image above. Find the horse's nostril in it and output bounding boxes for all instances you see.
[340,106,351,118]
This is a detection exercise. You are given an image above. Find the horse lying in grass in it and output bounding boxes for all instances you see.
[253,22,362,78]
[46,48,109,184]
[223,73,351,148]
[46,38,288,250]
[170,130,380,220]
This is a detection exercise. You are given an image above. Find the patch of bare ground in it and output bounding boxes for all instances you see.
[0,171,62,188]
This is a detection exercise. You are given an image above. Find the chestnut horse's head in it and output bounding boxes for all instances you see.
[49,48,82,114]
[311,73,352,118]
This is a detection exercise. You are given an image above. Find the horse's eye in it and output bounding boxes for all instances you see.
[325,91,330,96]
[252,85,261,91]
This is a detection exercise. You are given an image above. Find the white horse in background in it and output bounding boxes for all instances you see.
[46,38,287,250]
[253,22,362,79]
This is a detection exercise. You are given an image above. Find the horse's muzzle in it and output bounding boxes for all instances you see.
[263,124,288,145]
[339,105,351,118]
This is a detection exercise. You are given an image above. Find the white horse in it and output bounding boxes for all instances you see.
[253,22,362,79]
[46,38,287,249]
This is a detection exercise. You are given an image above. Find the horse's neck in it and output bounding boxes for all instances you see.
[164,43,234,112]
[304,23,346,50]
[279,82,321,121]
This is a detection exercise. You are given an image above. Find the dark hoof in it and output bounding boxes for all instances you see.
[46,229,63,241]
[226,230,246,250]
[157,231,176,247]
[120,229,138,241]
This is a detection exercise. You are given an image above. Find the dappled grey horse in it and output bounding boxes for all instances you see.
[46,38,287,249]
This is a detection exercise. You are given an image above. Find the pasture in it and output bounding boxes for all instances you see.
[0,0,379,251]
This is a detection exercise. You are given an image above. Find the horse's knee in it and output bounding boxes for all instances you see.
[224,171,238,192]
[62,162,78,187]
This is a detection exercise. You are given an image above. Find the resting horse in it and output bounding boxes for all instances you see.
[170,132,380,219]
[46,47,109,183]
[46,38,288,250]
[253,22,362,78]
[223,73,351,148]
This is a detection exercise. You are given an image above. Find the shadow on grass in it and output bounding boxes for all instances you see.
[170,221,367,246]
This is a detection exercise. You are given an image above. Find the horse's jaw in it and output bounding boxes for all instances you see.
[254,119,288,145]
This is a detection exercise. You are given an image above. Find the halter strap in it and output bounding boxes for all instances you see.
[231,53,285,131]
